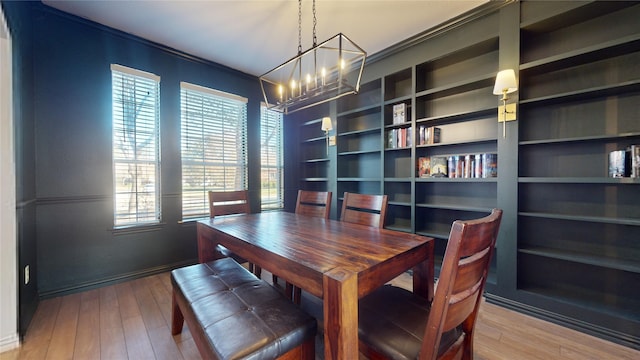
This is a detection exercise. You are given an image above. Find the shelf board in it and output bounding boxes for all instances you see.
[384,178,412,183]
[383,94,412,106]
[338,127,381,137]
[302,136,326,143]
[337,104,381,118]
[415,230,448,241]
[301,118,323,127]
[520,132,640,146]
[416,107,495,124]
[519,177,640,185]
[520,80,640,106]
[302,158,329,163]
[520,34,640,74]
[415,73,495,98]
[301,178,328,182]
[517,288,640,324]
[337,177,381,182]
[337,149,381,156]
[416,137,497,149]
[388,201,411,207]
[384,121,412,130]
[416,177,497,183]
[416,203,495,213]
[384,146,411,152]
[385,224,412,233]
[518,247,640,274]
[519,212,640,226]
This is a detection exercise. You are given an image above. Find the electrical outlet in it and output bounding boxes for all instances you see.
[25,265,30,285]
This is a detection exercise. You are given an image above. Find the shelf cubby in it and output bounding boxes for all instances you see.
[384,68,413,101]
[337,79,381,114]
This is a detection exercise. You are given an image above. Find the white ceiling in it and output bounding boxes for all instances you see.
[42,0,488,77]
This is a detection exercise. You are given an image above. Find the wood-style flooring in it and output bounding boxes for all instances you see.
[1,269,638,360]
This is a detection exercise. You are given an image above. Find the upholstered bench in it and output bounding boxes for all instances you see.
[171,257,317,360]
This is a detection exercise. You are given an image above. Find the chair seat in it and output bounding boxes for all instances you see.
[359,285,462,360]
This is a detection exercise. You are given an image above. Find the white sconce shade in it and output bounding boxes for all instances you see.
[493,69,518,95]
[321,117,333,132]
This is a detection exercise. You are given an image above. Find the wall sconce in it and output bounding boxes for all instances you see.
[493,69,518,138]
[321,116,334,155]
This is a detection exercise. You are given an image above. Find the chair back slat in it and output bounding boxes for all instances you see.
[208,190,250,217]
[420,208,502,359]
[340,192,388,228]
[295,190,332,219]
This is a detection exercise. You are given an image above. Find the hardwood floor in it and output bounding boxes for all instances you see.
[1,270,638,360]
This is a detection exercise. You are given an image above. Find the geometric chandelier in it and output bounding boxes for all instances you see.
[260,0,366,114]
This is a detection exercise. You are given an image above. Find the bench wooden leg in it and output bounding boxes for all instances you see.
[171,291,184,335]
[278,336,315,360]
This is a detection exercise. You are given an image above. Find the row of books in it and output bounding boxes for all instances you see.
[417,125,441,145]
[388,126,442,149]
[609,145,640,178]
[418,153,498,178]
[387,128,412,149]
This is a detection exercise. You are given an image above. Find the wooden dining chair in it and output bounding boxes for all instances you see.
[208,190,261,278]
[279,190,333,303]
[340,192,388,228]
[295,189,332,219]
[358,209,502,360]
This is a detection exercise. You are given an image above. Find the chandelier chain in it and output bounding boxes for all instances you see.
[298,0,302,54]
[312,0,317,46]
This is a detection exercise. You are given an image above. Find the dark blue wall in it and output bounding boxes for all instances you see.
[4,1,264,328]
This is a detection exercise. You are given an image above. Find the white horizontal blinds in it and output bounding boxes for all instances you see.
[181,82,248,218]
[260,104,284,210]
[112,64,161,226]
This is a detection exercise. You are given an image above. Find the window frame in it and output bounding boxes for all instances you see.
[111,64,161,227]
[180,82,248,219]
[260,103,284,210]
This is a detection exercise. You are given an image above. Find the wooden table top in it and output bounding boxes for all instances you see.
[198,211,433,299]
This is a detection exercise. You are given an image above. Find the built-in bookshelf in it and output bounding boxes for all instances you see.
[336,80,383,206]
[290,0,640,349]
[518,0,640,345]
[299,118,330,192]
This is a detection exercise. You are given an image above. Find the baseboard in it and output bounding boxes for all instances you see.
[485,293,640,351]
[39,259,197,299]
[0,333,20,354]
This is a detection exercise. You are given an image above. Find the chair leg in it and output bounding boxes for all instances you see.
[272,274,279,285]
[285,283,302,305]
[171,291,184,335]
[293,286,302,305]
[254,265,262,279]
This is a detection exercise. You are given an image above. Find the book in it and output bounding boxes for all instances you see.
[482,153,498,178]
[417,157,430,178]
[609,150,627,177]
[474,153,483,178]
[393,103,406,125]
[631,145,640,178]
[418,125,426,145]
[430,157,447,177]
[426,126,441,144]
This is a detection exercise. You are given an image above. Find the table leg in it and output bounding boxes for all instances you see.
[323,268,358,360]
[196,224,222,263]
[413,239,435,302]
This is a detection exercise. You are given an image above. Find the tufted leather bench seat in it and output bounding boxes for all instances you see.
[171,257,317,360]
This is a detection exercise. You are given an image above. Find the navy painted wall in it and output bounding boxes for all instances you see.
[5,0,264,312]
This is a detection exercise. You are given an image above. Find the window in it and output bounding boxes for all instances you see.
[111,64,161,226]
[180,82,248,218]
[260,104,284,210]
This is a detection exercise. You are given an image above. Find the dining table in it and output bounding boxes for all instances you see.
[196,211,434,360]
